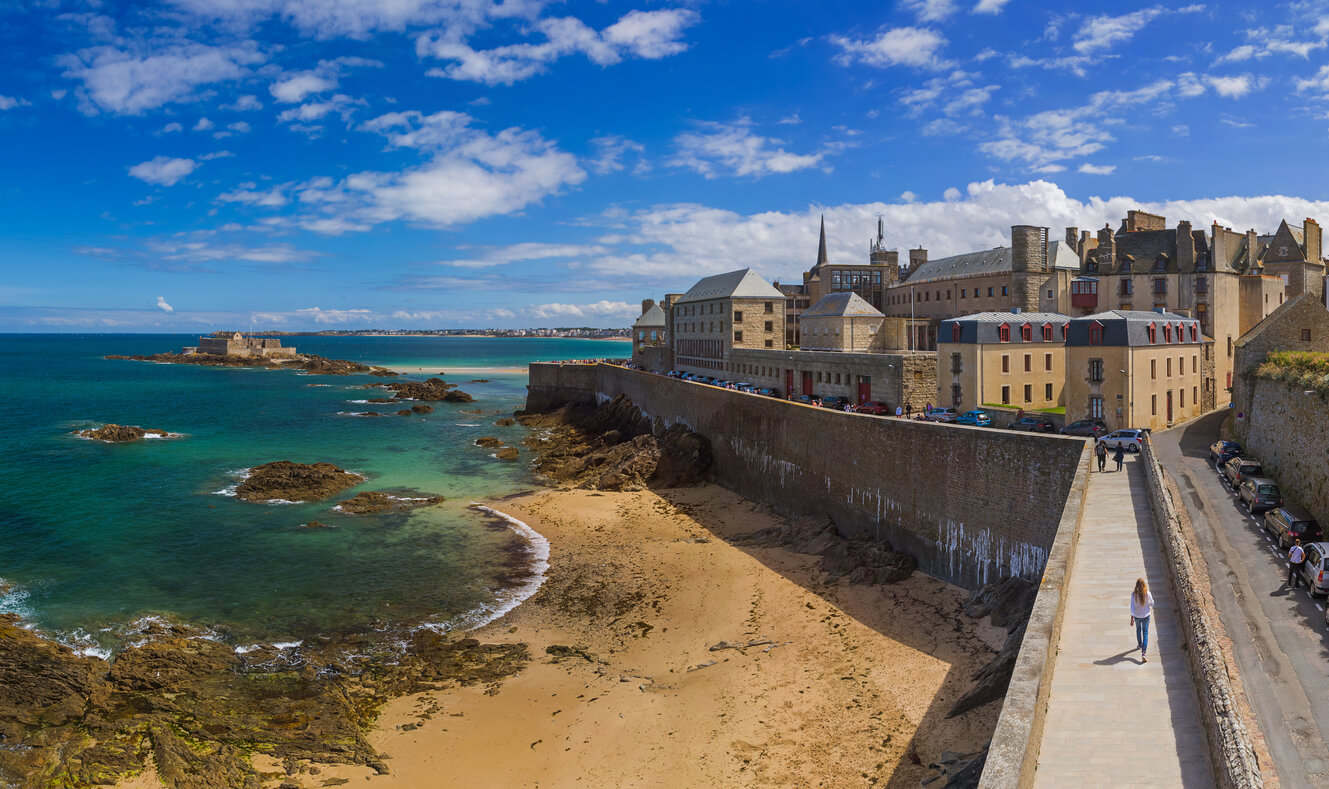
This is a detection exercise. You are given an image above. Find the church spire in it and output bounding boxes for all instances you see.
[816,215,829,268]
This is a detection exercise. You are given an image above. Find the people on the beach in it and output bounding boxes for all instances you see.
[1113,444,1125,472]
[1288,540,1306,588]
[1130,577,1154,662]
[1096,441,1108,472]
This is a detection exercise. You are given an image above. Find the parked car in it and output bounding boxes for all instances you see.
[857,401,892,416]
[956,410,992,427]
[927,407,959,423]
[1208,440,1244,465]
[1298,542,1329,597]
[1237,476,1283,514]
[1097,429,1147,452]
[1222,457,1264,487]
[754,387,780,398]
[821,395,852,410]
[1060,419,1108,438]
[1007,415,1057,433]
[1264,503,1322,549]
[796,394,821,407]
[735,382,754,392]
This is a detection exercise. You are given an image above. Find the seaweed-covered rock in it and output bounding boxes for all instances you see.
[235,461,363,503]
[475,436,504,448]
[494,417,515,426]
[495,447,519,461]
[397,409,413,416]
[411,404,433,414]
[383,377,473,402]
[337,491,444,514]
[78,424,172,442]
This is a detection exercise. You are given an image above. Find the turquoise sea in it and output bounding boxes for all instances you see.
[0,335,627,656]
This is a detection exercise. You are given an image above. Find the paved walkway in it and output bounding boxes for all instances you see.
[1033,454,1213,788]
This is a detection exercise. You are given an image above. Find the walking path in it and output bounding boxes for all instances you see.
[1033,454,1213,788]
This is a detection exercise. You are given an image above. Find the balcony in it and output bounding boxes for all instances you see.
[1070,278,1099,308]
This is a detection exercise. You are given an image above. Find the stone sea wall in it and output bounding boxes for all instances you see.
[1238,378,1329,527]
[528,363,1086,590]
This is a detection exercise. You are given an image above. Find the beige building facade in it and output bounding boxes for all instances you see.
[936,312,1069,412]
[670,268,786,374]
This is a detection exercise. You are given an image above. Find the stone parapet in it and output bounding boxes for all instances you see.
[1140,439,1263,789]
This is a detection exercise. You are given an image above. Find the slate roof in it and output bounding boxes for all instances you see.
[902,240,1079,285]
[676,268,785,303]
[632,303,666,328]
[802,292,884,318]
[939,311,1070,344]
[1065,310,1203,347]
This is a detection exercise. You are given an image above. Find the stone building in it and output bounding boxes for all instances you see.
[1231,292,1329,423]
[936,312,1070,412]
[670,268,786,374]
[728,348,937,410]
[187,332,297,358]
[1064,310,1208,432]
[799,292,888,352]
[631,299,667,362]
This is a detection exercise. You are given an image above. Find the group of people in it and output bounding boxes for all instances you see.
[1095,441,1127,473]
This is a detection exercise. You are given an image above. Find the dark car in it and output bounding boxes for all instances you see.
[1238,476,1283,514]
[1222,456,1264,487]
[796,394,822,407]
[1208,440,1243,465]
[1264,503,1322,549]
[857,401,892,416]
[1008,416,1057,433]
[755,387,780,398]
[1060,419,1108,438]
[821,395,852,410]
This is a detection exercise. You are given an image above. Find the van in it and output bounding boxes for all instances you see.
[1264,503,1323,549]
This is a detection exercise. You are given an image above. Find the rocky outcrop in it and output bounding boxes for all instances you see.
[947,577,1038,718]
[496,447,519,461]
[382,378,474,403]
[733,517,917,585]
[77,424,172,442]
[235,461,364,503]
[105,353,395,377]
[411,404,433,414]
[475,437,504,448]
[494,417,515,426]
[397,409,413,416]
[336,491,445,515]
[518,395,711,491]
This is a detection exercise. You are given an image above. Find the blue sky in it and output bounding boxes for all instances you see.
[5,0,1329,330]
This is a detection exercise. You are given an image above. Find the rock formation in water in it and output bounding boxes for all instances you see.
[495,447,520,461]
[77,424,173,442]
[494,417,515,426]
[517,395,712,491]
[475,436,504,448]
[397,409,413,416]
[235,461,364,503]
[381,377,476,402]
[411,404,433,414]
[336,491,445,514]
[105,353,396,377]
[0,613,527,786]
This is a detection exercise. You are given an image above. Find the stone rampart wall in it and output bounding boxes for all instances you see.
[527,363,1086,590]
[1238,379,1329,527]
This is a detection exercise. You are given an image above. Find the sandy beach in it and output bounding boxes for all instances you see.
[279,484,1004,788]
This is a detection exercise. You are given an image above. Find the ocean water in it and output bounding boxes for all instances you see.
[0,334,627,655]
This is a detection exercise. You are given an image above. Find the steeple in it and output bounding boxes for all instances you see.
[816,215,829,268]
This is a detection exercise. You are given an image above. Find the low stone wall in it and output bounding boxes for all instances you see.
[527,363,1086,591]
[978,446,1090,788]
[1237,377,1329,527]
[1140,440,1263,789]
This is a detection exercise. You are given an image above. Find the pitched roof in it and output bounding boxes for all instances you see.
[939,311,1070,344]
[1234,291,1325,348]
[676,268,785,303]
[1066,310,1202,347]
[901,240,1079,284]
[802,292,884,318]
[632,303,666,328]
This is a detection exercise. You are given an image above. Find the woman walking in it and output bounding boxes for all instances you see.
[1113,444,1125,472]
[1130,578,1154,662]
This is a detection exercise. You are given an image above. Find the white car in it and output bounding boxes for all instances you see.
[1097,429,1146,452]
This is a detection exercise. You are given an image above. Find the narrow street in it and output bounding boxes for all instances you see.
[1153,410,1329,789]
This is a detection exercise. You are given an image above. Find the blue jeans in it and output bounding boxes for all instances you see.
[1135,615,1151,654]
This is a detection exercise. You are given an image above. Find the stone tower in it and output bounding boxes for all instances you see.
[1011,225,1049,312]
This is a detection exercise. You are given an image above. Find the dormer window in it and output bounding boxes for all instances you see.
[1089,322,1104,346]
[1190,324,1198,342]
[1020,323,1033,342]
[1042,323,1054,342]
[1061,323,1068,339]
[1163,323,1172,343]
[998,323,1011,342]
[951,323,962,342]
[1148,322,1158,344]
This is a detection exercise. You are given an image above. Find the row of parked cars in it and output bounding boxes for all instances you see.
[1208,439,1329,609]
[666,371,781,398]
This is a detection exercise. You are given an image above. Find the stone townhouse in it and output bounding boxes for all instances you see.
[669,268,786,374]
[936,312,1070,413]
[1231,291,1329,423]
[1064,310,1209,432]
[631,299,668,364]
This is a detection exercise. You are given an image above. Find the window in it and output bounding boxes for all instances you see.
[947,290,951,299]
[1021,323,1033,342]
[1163,324,1171,343]
[764,321,773,332]
[952,384,962,405]
[1195,277,1208,294]
[1045,352,1053,371]
[734,331,743,342]
[998,323,1011,342]
[1048,289,1053,299]
[936,291,941,300]
[1002,355,1010,373]
[1193,386,1197,404]
[960,289,966,298]
[764,301,774,313]
[1024,354,1031,372]
[1152,394,1157,415]
[1089,359,1104,382]
[1153,278,1167,295]
[1192,354,1197,373]
[951,323,962,342]
[1090,396,1104,419]
[1180,388,1186,408]
[1227,336,1233,357]
[1190,325,1198,342]
[1089,322,1104,345]
[1002,385,1011,405]
[734,310,744,323]
[1042,324,1053,341]
[1024,384,1032,403]
[951,353,963,374]
[1303,329,1313,342]
[1045,382,1054,401]
[1151,359,1157,379]
[1001,285,1009,296]
[1147,322,1158,344]
[988,287,994,297]
[1166,357,1172,377]
[1120,279,1133,296]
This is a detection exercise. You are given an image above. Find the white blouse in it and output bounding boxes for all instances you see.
[1130,591,1155,619]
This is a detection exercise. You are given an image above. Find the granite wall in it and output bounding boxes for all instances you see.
[1238,378,1329,527]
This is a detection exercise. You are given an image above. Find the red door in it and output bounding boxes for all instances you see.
[785,369,794,397]
[857,376,871,404]
[802,372,813,396]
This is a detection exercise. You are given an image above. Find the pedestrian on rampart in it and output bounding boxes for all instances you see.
[1113,444,1125,472]
[1289,540,1306,588]
[905,403,912,417]
[894,405,903,417]
[1095,441,1107,472]
[1130,578,1154,663]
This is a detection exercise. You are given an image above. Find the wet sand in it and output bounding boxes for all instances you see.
[303,485,1005,788]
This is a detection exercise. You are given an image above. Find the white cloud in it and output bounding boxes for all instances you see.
[0,95,31,110]
[1214,44,1256,64]
[163,0,540,40]
[589,135,647,175]
[59,41,265,114]
[276,95,354,123]
[147,238,314,264]
[198,150,235,160]
[669,118,827,178]
[973,0,1012,13]
[156,296,174,312]
[830,27,954,70]
[128,156,198,186]
[902,0,957,23]
[1073,8,1164,54]
[1077,163,1116,175]
[160,121,183,133]
[418,9,698,86]
[1207,73,1266,98]
[227,120,252,133]
[222,94,263,111]
[193,116,214,131]
[526,300,635,320]
[440,242,609,268]
[219,183,287,206]
[270,72,337,103]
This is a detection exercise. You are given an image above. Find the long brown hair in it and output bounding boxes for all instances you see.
[1133,578,1149,605]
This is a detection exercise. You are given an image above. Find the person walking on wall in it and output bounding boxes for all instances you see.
[895,405,903,417]
[1289,539,1306,589]
[1113,444,1125,472]
[1130,578,1154,663]
[905,403,912,417]
[1096,440,1107,472]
